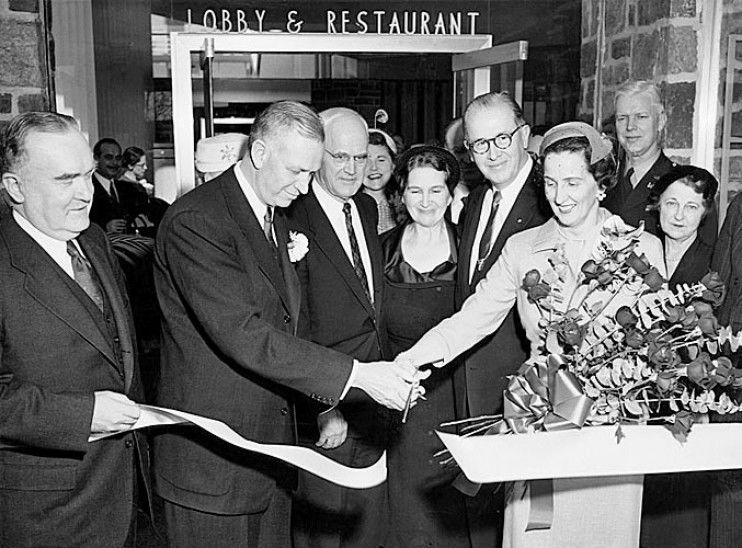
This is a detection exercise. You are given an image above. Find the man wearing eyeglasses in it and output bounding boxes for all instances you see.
[455,91,550,547]
[287,107,389,548]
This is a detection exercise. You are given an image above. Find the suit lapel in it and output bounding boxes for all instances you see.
[457,184,487,297]
[3,217,118,367]
[274,210,301,333]
[220,172,292,314]
[79,231,134,391]
[354,194,383,315]
[304,190,375,317]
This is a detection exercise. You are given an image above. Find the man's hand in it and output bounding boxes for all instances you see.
[316,408,348,449]
[90,391,140,434]
[105,218,127,234]
[351,361,429,411]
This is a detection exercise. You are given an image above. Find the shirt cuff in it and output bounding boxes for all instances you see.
[319,361,356,416]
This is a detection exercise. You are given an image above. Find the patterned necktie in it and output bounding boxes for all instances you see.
[477,189,502,270]
[622,167,635,192]
[263,206,276,248]
[342,202,371,303]
[66,241,104,311]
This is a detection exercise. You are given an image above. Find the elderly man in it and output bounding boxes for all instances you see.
[604,80,718,240]
[455,91,550,547]
[0,112,143,546]
[287,107,389,547]
[153,101,418,548]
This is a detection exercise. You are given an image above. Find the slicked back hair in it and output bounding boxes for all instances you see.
[92,137,121,159]
[248,101,324,151]
[1,112,80,176]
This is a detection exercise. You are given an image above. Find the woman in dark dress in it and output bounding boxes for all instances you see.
[382,145,469,548]
[641,165,719,548]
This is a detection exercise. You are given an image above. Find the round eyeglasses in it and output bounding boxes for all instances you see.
[325,149,369,166]
[465,124,527,155]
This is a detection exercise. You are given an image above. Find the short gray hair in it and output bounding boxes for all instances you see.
[463,92,526,139]
[1,112,79,175]
[248,101,324,150]
[319,107,368,135]
[614,80,664,116]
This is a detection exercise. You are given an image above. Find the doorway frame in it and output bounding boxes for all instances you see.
[170,32,495,195]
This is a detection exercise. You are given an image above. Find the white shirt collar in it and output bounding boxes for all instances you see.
[12,209,76,277]
[233,161,269,224]
[313,179,352,213]
[495,154,532,201]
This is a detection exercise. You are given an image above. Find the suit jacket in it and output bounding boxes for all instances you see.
[713,192,742,331]
[287,190,387,440]
[0,217,142,547]
[454,161,549,417]
[90,174,125,230]
[153,169,354,515]
[603,152,719,243]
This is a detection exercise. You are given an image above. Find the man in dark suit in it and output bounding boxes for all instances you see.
[455,92,550,546]
[604,80,718,240]
[153,101,418,548]
[90,137,127,234]
[0,112,143,546]
[288,108,389,547]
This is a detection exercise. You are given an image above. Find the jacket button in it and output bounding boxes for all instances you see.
[280,407,289,415]
[125,439,134,448]
[283,314,291,324]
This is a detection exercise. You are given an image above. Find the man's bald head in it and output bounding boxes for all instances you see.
[317,108,369,201]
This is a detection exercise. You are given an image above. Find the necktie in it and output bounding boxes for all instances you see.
[342,202,371,303]
[66,241,104,311]
[108,178,120,203]
[622,167,635,192]
[263,206,276,248]
[477,189,501,270]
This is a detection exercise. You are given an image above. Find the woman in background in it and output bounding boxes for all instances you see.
[640,165,719,548]
[364,128,403,233]
[382,145,469,548]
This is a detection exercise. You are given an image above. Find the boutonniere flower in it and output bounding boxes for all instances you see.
[288,231,309,262]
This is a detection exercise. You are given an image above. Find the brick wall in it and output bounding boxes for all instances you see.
[580,0,698,163]
[0,0,48,130]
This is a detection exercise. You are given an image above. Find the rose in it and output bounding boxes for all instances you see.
[626,252,651,275]
[664,305,686,324]
[556,319,584,347]
[522,269,541,289]
[692,301,714,318]
[712,356,735,387]
[687,352,713,387]
[700,271,725,307]
[615,306,638,329]
[287,231,309,262]
[681,310,699,330]
[647,332,677,368]
[642,267,665,291]
[597,270,614,286]
[581,259,600,280]
[655,370,677,393]
[526,282,551,304]
[698,314,719,336]
[624,329,644,349]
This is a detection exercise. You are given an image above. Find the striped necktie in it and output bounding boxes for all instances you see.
[342,202,371,303]
[477,189,501,270]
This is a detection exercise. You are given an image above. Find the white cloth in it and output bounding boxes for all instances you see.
[313,181,375,301]
[468,156,533,282]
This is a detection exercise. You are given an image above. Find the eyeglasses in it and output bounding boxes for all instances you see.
[465,124,527,155]
[325,149,369,166]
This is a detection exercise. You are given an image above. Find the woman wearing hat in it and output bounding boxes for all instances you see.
[381,145,469,547]
[396,122,665,546]
[363,128,404,233]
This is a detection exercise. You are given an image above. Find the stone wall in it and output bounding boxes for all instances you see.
[718,0,742,198]
[0,0,48,130]
[580,0,699,164]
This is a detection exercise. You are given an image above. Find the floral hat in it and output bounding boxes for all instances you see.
[539,121,613,165]
[195,133,249,173]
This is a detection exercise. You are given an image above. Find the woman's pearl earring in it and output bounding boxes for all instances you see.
[597,191,606,201]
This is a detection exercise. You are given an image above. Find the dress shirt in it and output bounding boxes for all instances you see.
[94,171,118,200]
[313,181,375,302]
[449,180,470,225]
[626,150,661,188]
[233,164,356,400]
[12,210,79,278]
[469,155,533,281]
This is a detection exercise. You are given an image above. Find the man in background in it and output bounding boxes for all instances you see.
[91,137,127,234]
[444,117,484,224]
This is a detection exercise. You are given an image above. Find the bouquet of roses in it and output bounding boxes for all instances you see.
[442,222,742,453]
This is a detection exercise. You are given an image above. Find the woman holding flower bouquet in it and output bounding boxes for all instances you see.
[397,121,665,547]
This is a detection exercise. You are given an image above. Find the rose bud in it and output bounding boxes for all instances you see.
[625,329,644,349]
[664,305,686,324]
[643,267,665,291]
[698,314,719,336]
[700,271,726,307]
[681,310,699,330]
[522,269,541,289]
[581,259,599,279]
[597,270,613,286]
[615,306,638,329]
[557,320,584,347]
[527,282,551,303]
[692,301,714,318]
[687,352,712,384]
[655,371,677,393]
[626,252,651,275]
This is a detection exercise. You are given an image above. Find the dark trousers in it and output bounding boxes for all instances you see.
[292,434,387,548]
[465,483,504,548]
[163,488,291,548]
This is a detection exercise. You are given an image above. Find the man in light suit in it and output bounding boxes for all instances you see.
[0,112,144,546]
[455,92,550,547]
[288,108,389,547]
[153,101,418,548]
